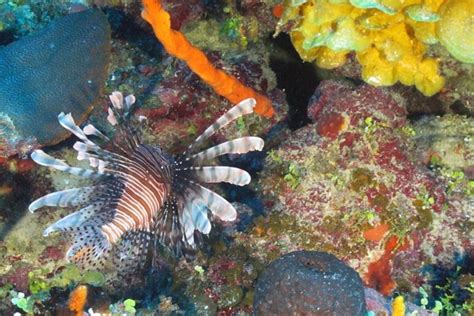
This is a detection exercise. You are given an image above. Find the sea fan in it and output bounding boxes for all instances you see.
[29,92,264,273]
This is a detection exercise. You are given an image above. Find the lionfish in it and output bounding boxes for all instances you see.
[29,92,264,272]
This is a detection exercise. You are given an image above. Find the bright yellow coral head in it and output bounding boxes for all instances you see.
[276,0,459,96]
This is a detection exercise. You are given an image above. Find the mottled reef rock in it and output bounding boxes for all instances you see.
[243,79,472,296]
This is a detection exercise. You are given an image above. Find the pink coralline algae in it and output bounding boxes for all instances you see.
[254,80,471,296]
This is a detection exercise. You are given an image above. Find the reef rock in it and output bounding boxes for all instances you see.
[245,80,472,296]
[253,251,367,315]
[0,9,110,157]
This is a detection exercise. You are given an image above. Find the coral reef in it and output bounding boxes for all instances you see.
[250,80,472,296]
[0,1,70,41]
[253,251,367,315]
[0,8,110,157]
[0,1,472,315]
[276,0,473,96]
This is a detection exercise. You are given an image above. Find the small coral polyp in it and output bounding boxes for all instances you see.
[277,0,471,96]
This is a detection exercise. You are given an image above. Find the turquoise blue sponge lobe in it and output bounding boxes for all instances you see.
[0,8,110,153]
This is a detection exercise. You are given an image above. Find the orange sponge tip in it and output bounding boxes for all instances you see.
[68,285,88,316]
[141,0,275,117]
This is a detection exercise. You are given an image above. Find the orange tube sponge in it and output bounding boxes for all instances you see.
[141,0,274,117]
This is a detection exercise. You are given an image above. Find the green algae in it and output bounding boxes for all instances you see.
[413,199,434,229]
[0,284,12,299]
[27,264,105,297]
[81,270,105,287]
[370,193,389,211]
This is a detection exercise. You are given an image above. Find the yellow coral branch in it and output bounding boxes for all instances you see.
[141,0,275,117]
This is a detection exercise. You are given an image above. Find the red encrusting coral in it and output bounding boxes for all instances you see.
[161,0,204,30]
[365,236,409,296]
[363,223,390,242]
[316,112,346,139]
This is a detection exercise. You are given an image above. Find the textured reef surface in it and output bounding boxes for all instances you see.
[0,0,472,315]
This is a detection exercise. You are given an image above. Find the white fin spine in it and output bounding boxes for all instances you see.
[43,204,99,235]
[58,112,96,146]
[29,187,96,212]
[189,183,237,221]
[192,166,251,186]
[31,150,103,179]
[192,136,264,163]
[83,124,110,141]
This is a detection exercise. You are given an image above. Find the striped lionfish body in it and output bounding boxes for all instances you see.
[29,92,264,271]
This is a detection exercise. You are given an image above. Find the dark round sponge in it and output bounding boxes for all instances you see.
[254,251,367,315]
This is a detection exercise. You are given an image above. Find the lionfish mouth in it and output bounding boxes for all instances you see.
[29,91,264,273]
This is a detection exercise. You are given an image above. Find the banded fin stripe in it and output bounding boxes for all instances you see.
[29,186,101,213]
[192,136,264,163]
[185,98,256,154]
[191,166,251,186]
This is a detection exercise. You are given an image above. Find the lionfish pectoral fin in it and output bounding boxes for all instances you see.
[190,203,211,234]
[192,136,264,163]
[31,150,103,179]
[162,98,264,251]
[43,204,100,236]
[66,226,111,269]
[29,186,98,213]
[191,166,251,186]
[189,183,237,221]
